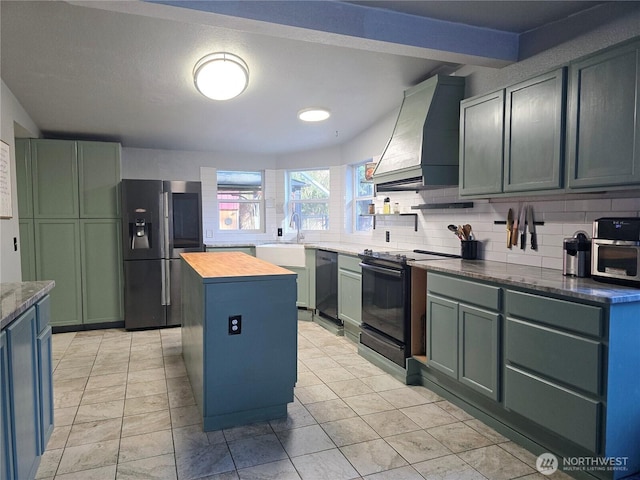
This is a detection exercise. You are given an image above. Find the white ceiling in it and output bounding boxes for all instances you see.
[0,1,615,155]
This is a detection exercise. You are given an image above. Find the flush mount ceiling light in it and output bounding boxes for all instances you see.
[193,52,249,101]
[298,108,331,122]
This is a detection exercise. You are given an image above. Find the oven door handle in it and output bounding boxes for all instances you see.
[359,263,404,278]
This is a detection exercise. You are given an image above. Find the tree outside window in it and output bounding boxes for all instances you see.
[217,171,263,231]
[288,169,330,230]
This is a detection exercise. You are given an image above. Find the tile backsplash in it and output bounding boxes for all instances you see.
[201,166,640,271]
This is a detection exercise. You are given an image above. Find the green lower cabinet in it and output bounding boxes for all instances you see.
[426,294,459,378]
[5,307,40,480]
[458,305,500,400]
[80,219,123,324]
[338,255,362,343]
[0,331,12,480]
[19,220,36,281]
[205,246,255,255]
[287,266,309,308]
[35,220,83,327]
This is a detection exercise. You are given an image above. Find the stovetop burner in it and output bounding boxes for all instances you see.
[360,249,459,264]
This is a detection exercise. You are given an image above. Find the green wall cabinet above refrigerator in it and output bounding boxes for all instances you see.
[15,138,123,328]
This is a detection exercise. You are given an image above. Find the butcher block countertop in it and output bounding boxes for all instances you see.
[181,252,296,283]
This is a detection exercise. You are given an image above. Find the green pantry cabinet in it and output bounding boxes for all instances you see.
[16,139,123,328]
[1,295,53,480]
[423,271,640,479]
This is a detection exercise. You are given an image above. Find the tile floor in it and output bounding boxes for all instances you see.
[36,320,573,480]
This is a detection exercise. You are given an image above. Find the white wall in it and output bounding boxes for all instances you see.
[0,80,40,282]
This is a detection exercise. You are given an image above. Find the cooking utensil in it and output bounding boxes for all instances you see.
[518,204,527,250]
[527,205,538,250]
[447,224,462,240]
[462,224,472,240]
[506,208,514,248]
[457,225,465,239]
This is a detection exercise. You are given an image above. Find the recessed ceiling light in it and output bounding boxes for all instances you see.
[298,108,331,122]
[193,52,249,101]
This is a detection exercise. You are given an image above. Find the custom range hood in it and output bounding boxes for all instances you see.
[373,74,465,192]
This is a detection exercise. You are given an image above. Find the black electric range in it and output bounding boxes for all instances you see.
[358,249,459,367]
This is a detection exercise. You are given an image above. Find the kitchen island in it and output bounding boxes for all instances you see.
[180,252,297,431]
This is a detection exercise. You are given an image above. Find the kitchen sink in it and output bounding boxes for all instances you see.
[255,243,306,267]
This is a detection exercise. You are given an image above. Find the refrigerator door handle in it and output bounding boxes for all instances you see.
[160,259,167,306]
[163,191,170,257]
[165,259,171,306]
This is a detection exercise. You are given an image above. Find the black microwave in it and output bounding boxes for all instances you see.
[592,218,640,286]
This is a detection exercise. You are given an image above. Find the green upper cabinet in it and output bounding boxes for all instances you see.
[78,141,121,218]
[459,90,505,196]
[14,139,33,218]
[31,139,79,218]
[567,40,640,189]
[504,68,566,193]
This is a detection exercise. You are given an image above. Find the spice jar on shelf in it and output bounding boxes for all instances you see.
[383,197,391,214]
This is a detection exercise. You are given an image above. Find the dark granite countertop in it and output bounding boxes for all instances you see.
[1,281,55,330]
[409,259,640,304]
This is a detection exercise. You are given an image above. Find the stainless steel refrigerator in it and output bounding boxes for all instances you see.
[121,180,204,329]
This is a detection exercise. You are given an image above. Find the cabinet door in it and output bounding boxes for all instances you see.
[426,294,458,378]
[14,139,33,218]
[459,90,505,196]
[6,308,41,480]
[0,331,13,480]
[78,141,121,218]
[32,139,78,218]
[504,68,566,192]
[35,220,82,326]
[338,268,362,325]
[80,219,123,324]
[36,325,53,452]
[458,305,500,400]
[567,41,640,188]
[287,266,308,308]
[19,220,36,281]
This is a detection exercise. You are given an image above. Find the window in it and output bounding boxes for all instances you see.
[354,162,374,231]
[287,169,330,230]
[217,170,263,231]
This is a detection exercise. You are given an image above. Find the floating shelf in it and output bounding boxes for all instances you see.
[494,220,544,226]
[360,213,418,231]
[411,202,474,210]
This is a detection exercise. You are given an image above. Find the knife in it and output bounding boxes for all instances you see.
[512,205,521,246]
[527,205,538,250]
[506,208,514,248]
[518,204,527,250]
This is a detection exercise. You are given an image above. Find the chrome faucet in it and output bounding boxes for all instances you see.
[290,212,305,243]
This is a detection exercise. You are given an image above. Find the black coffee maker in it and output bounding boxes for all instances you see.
[563,231,591,277]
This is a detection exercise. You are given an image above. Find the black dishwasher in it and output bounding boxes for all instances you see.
[315,249,340,324]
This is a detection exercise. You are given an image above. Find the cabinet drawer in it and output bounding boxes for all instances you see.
[506,290,602,336]
[338,254,361,273]
[505,366,601,453]
[506,318,602,395]
[428,273,500,311]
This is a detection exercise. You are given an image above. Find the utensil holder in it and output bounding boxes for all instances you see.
[461,240,478,260]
